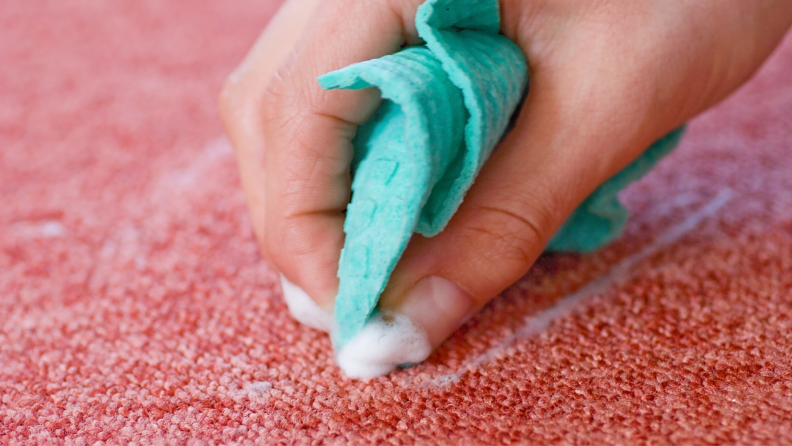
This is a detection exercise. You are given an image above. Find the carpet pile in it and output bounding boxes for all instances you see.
[2,0,792,444]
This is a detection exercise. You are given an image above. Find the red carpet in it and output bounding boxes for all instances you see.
[2,1,792,444]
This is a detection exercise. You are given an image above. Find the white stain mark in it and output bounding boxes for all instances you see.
[233,381,274,402]
[422,188,733,388]
[163,137,233,189]
[247,381,273,394]
[90,137,233,269]
[8,220,66,240]
[39,221,66,237]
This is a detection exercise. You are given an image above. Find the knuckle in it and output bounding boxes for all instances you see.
[462,188,556,265]
[219,70,266,159]
[260,78,282,118]
[462,210,538,265]
[261,72,301,134]
[218,71,245,126]
[263,218,309,266]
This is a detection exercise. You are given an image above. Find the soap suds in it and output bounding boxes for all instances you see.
[335,312,432,379]
[279,275,334,332]
[279,276,433,379]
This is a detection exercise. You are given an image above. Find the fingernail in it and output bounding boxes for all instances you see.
[333,277,474,379]
[279,275,335,333]
[397,276,475,348]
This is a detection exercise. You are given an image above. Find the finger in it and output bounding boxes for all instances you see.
[219,0,322,254]
[262,0,422,306]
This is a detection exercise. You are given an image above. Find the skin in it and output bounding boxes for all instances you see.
[220,0,792,352]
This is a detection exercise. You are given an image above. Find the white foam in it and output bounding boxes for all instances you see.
[335,312,432,379]
[279,275,334,332]
[279,276,433,379]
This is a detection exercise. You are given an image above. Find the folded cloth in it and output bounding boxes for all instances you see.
[319,0,682,347]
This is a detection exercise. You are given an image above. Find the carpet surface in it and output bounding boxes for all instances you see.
[2,1,792,444]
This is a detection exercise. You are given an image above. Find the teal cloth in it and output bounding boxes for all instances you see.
[546,126,685,252]
[319,0,682,346]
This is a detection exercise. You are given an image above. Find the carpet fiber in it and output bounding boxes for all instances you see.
[2,1,792,444]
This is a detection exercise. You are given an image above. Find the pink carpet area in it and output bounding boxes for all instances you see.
[2,0,792,444]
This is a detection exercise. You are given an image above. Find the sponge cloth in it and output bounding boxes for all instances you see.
[319,0,683,346]
[318,0,528,346]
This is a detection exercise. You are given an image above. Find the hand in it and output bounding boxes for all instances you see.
[221,0,792,354]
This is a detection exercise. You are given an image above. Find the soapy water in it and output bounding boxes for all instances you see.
[335,312,432,379]
[279,275,432,378]
[280,276,335,332]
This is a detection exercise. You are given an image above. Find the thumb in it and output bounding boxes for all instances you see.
[376,63,682,358]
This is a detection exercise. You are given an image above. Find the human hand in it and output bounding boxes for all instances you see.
[220,0,792,364]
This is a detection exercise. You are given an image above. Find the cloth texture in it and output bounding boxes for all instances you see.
[319,0,528,344]
[2,0,792,444]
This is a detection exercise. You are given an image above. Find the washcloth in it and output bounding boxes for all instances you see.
[320,0,682,345]
[319,0,528,345]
